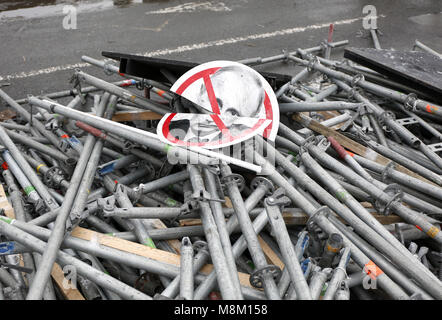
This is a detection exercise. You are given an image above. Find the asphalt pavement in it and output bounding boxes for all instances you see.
[0,0,441,103]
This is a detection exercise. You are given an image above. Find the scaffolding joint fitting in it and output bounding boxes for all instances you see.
[374,183,403,216]
[221,173,245,192]
[249,265,282,289]
[265,188,291,210]
[250,176,274,195]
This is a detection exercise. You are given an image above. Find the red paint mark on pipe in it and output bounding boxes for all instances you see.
[328,136,348,159]
[75,121,107,139]
[328,24,334,43]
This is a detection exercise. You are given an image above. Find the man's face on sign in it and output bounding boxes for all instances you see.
[189,66,265,140]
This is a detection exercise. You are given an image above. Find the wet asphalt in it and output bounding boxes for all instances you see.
[0,0,441,103]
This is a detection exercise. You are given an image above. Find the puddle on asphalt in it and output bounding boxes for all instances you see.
[0,0,171,21]
[409,12,442,29]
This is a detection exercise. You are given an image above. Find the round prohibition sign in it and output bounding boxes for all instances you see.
[157,60,280,149]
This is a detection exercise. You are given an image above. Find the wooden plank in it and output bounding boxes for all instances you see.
[361,202,373,208]
[71,226,252,288]
[178,210,402,226]
[283,210,402,226]
[257,236,285,270]
[111,111,162,122]
[0,109,16,121]
[223,196,233,209]
[0,185,15,219]
[292,113,437,186]
[51,263,85,300]
[179,218,204,227]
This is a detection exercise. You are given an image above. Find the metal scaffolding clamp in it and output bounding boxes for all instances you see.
[221,173,245,193]
[249,264,282,289]
[250,176,275,196]
[97,196,117,217]
[43,166,66,189]
[265,188,291,209]
[374,183,403,216]
[190,189,225,204]
[403,93,418,112]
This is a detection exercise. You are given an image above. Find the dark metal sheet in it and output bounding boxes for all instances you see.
[101,51,292,90]
[344,47,442,100]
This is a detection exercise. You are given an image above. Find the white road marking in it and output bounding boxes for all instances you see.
[0,16,369,82]
[145,2,231,15]
[130,19,169,32]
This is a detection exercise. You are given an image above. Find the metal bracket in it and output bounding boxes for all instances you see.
[427,142,442,153]
[316,136,331,153]
[66,207,91,233]
[300,134,317,150]
[395,117,419,126]
[210,172,227,202]
[265,188,291,210]
[190,189,225,204]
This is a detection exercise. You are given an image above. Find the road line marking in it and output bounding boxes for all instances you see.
[0,15,370,81]
[145,1,231,15]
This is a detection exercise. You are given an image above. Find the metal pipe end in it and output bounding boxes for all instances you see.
[64,157,77,167]
[181,236,192,247]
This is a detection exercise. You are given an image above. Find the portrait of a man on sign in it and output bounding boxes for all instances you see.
[157,61,279,149]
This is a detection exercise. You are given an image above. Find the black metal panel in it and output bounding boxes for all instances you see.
[101,51,292,90]
[344,47,442,100]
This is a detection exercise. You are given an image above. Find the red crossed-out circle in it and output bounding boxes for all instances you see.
[163,66,273,147]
